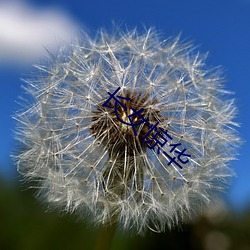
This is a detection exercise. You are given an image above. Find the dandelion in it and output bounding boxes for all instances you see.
[14,27,240,234]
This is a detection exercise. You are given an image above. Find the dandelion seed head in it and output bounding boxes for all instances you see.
[14,27,240,233]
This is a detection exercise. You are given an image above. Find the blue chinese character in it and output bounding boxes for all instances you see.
[103,87,150,136]
[141,123,173,153]
[118,107,150,136]
[169,143,191,164]
[102,87,131,109]
[162,151,183,169]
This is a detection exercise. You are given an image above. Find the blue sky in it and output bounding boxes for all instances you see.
[1,0,249,210]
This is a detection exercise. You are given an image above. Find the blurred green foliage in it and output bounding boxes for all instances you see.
[1,176,250,250]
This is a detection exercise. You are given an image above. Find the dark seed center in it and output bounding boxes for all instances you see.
[90,90,164,159]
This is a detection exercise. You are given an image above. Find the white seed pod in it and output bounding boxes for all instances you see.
[14,28,240,233]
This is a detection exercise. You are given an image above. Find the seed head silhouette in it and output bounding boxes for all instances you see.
[14,28,240,233]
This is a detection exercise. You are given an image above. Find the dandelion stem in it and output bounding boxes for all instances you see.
[94,221,117,250]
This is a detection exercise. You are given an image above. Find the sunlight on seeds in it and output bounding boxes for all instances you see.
[14,27,240,234]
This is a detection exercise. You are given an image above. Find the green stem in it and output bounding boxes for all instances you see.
[94,221,117,250]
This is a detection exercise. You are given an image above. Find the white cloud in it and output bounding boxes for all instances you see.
[0,1,78,65]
